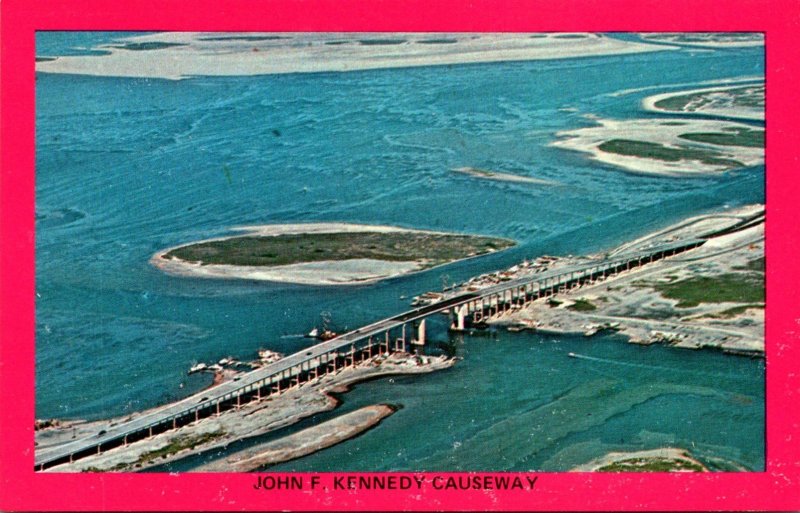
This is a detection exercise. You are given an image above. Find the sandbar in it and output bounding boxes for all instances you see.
[194,404,396,471]
[451,167,559,185]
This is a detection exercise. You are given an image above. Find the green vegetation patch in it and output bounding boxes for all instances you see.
[655,273,764,308]
[417,38,458,44]
[597,139,743,168]
[678,127,764,148]
[553,34,587,39]
[567,299,597,311]
[112,42,188,51]
[703,303,764,319]
[598,457,705,472]
[167,231,515,268]
[734,256,765,272]
[200,35,287,41]
[136,430,225,465]
[359,39,407,45]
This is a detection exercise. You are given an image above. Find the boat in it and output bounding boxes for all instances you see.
[318,329,338,341]
[568,352,577,358]
[187,362,208,375]
[306,328,319,338]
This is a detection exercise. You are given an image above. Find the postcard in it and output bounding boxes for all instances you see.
[1,0,798,511]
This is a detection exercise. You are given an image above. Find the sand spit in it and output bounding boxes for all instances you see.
[35,32,676,80]
[572,447,708,472]
[642,84,764,121]
[552,117,763,176]
[40,353,455,472]
[451,167,559,186]
[194,404,396,471]
[152,222,511,286]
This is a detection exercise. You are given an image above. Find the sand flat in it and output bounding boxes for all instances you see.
[36,32,677,80]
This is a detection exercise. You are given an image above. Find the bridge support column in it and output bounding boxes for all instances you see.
[411,319,426,354]
[451,304,467,331]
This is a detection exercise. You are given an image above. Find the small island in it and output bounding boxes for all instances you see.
[552,117,764,176]
[638,32,764,48]
[152,223,515,285]
[572,448,708,472]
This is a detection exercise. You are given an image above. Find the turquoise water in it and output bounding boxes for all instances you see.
[35,33,765,471]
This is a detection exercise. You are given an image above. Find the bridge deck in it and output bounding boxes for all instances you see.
[35,237,704,468]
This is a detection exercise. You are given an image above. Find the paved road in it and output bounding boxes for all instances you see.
[35,237,704,469]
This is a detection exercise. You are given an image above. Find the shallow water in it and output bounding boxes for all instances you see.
[35,32,764,471]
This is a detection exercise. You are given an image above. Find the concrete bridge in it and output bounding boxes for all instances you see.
[35,237,705,471]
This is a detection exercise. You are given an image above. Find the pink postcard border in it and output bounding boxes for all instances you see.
[1,0,798,510]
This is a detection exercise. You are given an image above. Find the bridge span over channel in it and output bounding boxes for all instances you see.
[35,237,705,471]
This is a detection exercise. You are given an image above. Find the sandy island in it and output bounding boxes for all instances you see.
[571,447,708,472]
[151,222,515,286]
[37,352,455,472]
[35,32,676,80]
[552,117,764,176]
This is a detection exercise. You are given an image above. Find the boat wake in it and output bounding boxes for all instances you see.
[566,352,747,380]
